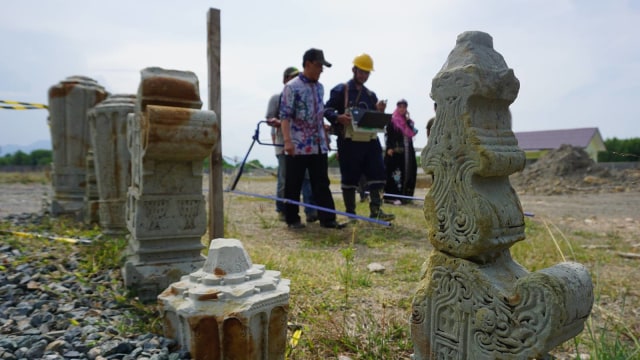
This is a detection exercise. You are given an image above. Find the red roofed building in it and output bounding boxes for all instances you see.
[514,127,606,163]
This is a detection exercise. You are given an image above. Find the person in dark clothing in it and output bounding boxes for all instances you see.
[324,53,394,221]
[384,99,418,204]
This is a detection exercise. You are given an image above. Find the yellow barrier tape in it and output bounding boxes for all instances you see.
[286,322,303,359]
[0,100,48,110]
[0,230,92,245]
[290,328,302,348]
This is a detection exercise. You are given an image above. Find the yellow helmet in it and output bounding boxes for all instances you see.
[353,53,374,72]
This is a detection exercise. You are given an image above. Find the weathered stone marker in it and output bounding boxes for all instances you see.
[159,238,290,360]
[87,94,136,234]
[412,31,593,359]
[48,76,108,216]
[122,67,217,301]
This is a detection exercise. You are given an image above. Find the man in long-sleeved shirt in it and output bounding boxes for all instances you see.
[280,48,345,229]
[266,66,317,223]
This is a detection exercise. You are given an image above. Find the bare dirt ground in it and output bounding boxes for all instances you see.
[0,182,50,219]
[3,182,637,246]
[520,192,640,244]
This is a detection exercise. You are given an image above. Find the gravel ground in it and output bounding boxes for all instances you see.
[1,213,190,360]
[0,183,193,359]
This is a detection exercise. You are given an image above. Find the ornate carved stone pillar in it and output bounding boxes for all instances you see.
[411,31,593,359]
[122,67,218,302]
[87,94,136,234]
[48,76,108,216]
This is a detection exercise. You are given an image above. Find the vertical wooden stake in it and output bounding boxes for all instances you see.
[207,8,223,240]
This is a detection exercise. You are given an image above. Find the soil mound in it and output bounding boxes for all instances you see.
[509,144,640,195]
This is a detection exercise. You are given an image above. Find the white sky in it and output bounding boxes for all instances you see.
[1,0,638,167]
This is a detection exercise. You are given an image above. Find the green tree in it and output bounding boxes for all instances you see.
[0,149,53,166]
[29,149,52,165]
[599,137,640,162]
[202,156,239,171]
[246,159,264,169]
[0,154,11,166]
[12,150,30,166]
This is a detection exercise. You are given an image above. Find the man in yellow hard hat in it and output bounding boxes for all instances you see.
[324,53,395,222]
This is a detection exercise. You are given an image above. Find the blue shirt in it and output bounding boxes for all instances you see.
[279,74,329,155]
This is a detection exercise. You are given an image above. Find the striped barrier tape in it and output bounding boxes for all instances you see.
[0,100,48,110]
[0,230,92,245]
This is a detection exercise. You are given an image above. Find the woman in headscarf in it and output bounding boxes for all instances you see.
[384,99,418,204]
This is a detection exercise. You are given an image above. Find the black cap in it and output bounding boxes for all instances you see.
[303,48,332,67]
[397,99,408,106]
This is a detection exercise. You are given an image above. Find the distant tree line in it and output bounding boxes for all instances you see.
[1,138,636,168]
[599,138,640,162]
[202,157,268,170]
[0,149,52,166]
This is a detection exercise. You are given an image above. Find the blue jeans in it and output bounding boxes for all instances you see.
[276,154,316,216]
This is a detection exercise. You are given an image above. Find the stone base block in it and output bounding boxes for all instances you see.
[99,199,127,234]
[122,258,204,302]
[50,197,85,218]
[411,250,593,359]
[158,239,290,360]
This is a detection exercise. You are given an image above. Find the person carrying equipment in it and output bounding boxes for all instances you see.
[324,53,395,222]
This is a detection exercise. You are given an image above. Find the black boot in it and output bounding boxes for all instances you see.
[369,189,395,221]
[342,188,357,215]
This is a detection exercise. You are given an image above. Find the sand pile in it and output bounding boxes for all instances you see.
[509,144,640,195]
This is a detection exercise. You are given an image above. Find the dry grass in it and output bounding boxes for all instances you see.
[0,170,49,184]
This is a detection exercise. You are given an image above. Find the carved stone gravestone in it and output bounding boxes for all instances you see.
[122,67,218,301]
[159,238,290,360]
[87,94,136,234]
[48,76,108,216]
[411,31,594,359]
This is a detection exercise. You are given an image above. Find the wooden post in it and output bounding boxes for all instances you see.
[207,8,223,240]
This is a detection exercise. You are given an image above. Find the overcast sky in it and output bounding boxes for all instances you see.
[1,0,638,166]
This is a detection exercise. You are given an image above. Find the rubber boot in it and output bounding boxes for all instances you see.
[342,188,357,223]
[342,188,357,215]
[369,188,395,221]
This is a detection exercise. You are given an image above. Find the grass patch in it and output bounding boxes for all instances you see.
[0,171,49,184]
